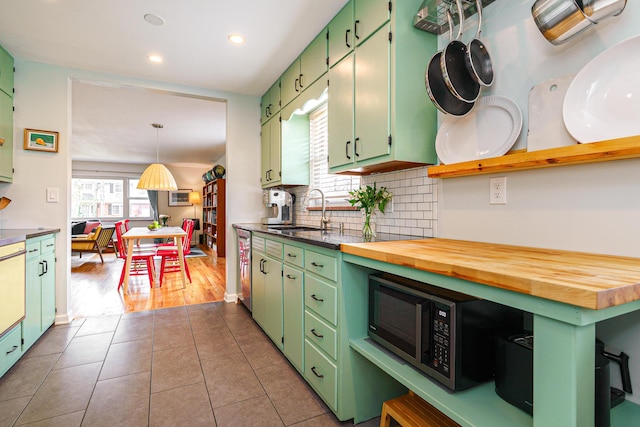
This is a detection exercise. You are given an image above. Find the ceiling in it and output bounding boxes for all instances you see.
[0,0,349,167]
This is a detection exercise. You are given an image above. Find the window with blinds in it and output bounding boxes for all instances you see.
[308,104,360,207]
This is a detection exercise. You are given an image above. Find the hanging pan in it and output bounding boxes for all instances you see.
[465,0,494,86]
[440,0,480,103]
[425,9,474,116]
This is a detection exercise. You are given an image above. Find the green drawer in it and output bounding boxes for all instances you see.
[305,275,337,326]
[26,240,40,261]
[252,235,265,252]
[306,250,337,282]
[40,236,55,255]
[284,244,304,268]
[0,325,22,377]
[265,239,283,260]
[305,310,337,360]
[305,339,337,411]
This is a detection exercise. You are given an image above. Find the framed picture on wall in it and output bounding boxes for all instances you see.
[24,129,59,153]
[168,189,193,206]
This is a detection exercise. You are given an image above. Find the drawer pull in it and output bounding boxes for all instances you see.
[286,274,296,280]
[311,328,324,338]
[310,262,324,268]
[6,345,18,355]
[311,294,324,302]
[286,253,297,258]
[311,366,324,379]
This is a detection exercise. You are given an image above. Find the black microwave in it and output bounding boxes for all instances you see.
[368,273,523,391]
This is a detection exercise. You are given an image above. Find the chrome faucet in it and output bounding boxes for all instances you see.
[308,188,330,230]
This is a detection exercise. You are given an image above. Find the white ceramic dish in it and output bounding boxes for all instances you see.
[528,74,577,151]
[436,95,522,164]
[563,35,640,143]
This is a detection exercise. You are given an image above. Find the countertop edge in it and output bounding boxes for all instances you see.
[1,228,60,246]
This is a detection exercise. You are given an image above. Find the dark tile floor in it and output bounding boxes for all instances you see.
[0,302,380,427]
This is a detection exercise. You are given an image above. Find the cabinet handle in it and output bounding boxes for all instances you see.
[345,29,351,48]
[266,105,271,117]
[354,137,360,157]
[287,253,297,258]
[311,262,324,268]
[43,259,48,274]
[299,73,304,89]
[311,294,324,302]
[346,141,351,160]
[6,345,18,355]
[38,261,45,277]
[286,274,296,280]
[311,328,324,338]
[260,259,266,274]
[294,78,300,93]
[311,366,324,378]
[355,20,360,40]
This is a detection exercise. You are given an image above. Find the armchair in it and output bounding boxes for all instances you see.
[71,226,115,263]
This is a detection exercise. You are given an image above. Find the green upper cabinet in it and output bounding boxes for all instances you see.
[0,44,13,183]
[281,29,328,108]
[261,80,281,124]
[354,0,390,47]
[328,0,437,175]
[0,45,14,98]
[328,2,354,68]
[261,114,282,187]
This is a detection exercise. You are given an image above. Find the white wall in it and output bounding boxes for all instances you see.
[2,60,262,322]
[437,1,640,400]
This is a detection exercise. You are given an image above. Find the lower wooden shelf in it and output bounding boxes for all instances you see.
[349,338,640,427]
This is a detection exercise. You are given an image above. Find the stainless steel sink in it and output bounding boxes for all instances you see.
[267,225,321,232]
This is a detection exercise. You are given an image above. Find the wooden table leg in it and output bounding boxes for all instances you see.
[176,236,187,289]
[123,239,134,294]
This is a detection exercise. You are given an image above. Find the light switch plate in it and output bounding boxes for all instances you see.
[46,187,60,203]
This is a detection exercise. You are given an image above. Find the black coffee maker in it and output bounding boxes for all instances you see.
[495,332,632,427]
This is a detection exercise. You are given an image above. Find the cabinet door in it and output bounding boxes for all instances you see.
[354,0,390,46]
[41,251,56,329]
[328,54,355,169]
[300,29,328,91]
[354,27,390,162]
[261,91,270,124]
[0,92,13,182]
[261,122,271,186]
[269,80,281,116]
[283,265,304,372]
[269,114,281,186]
[251,252,266,327]
[23,257,42,351]
[328,2,354,68]
[263,255,283,348]
[281,58,301,108]
[0,45,13,97]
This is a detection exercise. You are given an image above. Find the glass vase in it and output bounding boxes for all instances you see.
[362,210,377,240]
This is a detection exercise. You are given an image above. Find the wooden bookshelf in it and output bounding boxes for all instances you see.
[202,178,225,257]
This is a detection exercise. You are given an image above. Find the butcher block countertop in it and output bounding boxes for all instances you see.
[340,238,640,310]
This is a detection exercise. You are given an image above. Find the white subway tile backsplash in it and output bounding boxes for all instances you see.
[289,166,437,237]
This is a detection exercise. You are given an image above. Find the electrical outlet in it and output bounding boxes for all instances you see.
[489,177,507,205]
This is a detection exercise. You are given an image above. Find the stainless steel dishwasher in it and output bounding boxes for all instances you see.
[237,228,251,311]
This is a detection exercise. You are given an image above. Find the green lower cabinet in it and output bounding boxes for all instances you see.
[23,235,57,352]
[251,249,283,348]
[283,265,304,372]
[305,338,338,411]
[0,325,22,377]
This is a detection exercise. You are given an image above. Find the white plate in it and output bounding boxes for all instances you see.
[436,96,522,164]
[563,35,640,143]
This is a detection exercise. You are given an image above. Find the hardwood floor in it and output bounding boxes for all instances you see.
[70,245,227,318]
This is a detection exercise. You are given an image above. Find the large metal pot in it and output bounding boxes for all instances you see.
[581,0,627,23]
[464,0,494,87]
[425,10,474,116]
[531,0,593,45]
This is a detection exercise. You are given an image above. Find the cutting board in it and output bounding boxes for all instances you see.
[527,74,578,151]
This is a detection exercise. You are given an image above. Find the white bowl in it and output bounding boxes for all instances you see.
[563,35,640,143]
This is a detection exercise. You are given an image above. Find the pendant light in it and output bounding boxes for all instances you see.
[137,123,178,191]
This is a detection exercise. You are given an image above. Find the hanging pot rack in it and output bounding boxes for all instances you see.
[414,0,496,35]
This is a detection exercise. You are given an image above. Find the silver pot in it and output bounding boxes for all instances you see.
[581,0,627,23]
[531,0,592,45]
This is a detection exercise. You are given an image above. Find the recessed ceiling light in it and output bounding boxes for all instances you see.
[228,34,245,45]
[144,13,165,26]
[148,54,163,63]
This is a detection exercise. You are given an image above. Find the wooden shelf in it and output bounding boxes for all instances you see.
[202,178,225,257]
[428,135,640,178]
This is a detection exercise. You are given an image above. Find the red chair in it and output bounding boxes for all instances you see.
[114,220,156,290]
[157,219,194,285]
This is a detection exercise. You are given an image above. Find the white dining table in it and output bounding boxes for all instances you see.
[120,226,187,293]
